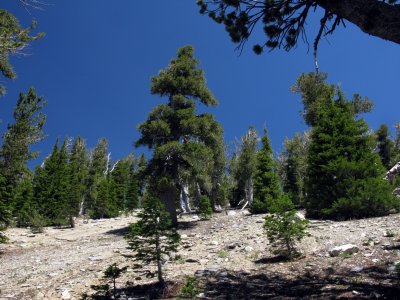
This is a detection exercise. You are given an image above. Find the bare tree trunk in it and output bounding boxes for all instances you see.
[317,0,400,45]
[78,195,85,216]
[245,177,254,207]
[385,161,400,183]
[155,225,164,284]
[180,181,191,213]
[211,176,218,211]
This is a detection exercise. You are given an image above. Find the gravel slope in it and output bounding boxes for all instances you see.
[1,211,399,299]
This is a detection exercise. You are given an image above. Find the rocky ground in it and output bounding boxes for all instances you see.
[0,210,399,299]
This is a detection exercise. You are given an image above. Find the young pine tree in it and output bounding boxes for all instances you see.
[126,196,180,284]
[264,195,309,259]
[251,129,282,213]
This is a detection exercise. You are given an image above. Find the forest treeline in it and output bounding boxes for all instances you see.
[1,46,400,244]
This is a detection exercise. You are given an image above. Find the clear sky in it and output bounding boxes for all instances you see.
[1,1,399,166]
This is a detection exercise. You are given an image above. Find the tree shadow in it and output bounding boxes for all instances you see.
[83,280,182,300]
[254,255,289,264]
[196,263,400,299]
[177,221,198,231]
[105,226,131,236]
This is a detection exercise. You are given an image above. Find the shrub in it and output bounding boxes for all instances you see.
[198,195,212,220]
[264,194,309,259]
[178,276,200,299]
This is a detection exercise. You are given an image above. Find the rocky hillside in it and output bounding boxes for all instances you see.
[1,211,399,299]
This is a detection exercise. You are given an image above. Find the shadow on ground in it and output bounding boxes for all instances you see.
[197,263,400,299]
[82,280,183,300]
[83,261,399,299]
[105,226,131,236]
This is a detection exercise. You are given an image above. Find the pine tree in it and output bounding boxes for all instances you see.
[0,10,44,95]
[279,132,309,206]
[376,124,394,170]
[85,138,109,216]
[126,196,180,284]
[303,75,397,219]
[136,46,220,226]
[109,157,131,212]
[91,175,118,219]
[14,178,34,227]
[231,127,258,208]
[33,139,70,226]
[251,129,282,213]
[68,137,89,219]
[126,155,141,211]
[0,87,46,230]
[0,175,10,242]
[263,195,309,259]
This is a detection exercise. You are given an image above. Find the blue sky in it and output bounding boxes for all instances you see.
[1,1,399,166]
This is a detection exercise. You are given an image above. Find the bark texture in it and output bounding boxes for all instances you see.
[317,0,400,44]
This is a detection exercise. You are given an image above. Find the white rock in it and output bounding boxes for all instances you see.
[210,240,219,246]
[295,211,306,220]
[244,246,254,252]
[328,244,359,257]
[61,289,71,299]
[227,211,237,216]
[350,266,363,273]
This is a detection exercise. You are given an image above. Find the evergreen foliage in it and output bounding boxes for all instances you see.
[279,132,309,206]
[85,138,109,216]
[230,127,258,207]
[299,73,398,219]
[0,10,44,95]
[264,195,309,259]
[103,263,127,299]
[109,157,131,212]
[126,156,141,211]
[376,124,394,170]
[198,195,213,220]
[0,87,46,235]
[197,0,400,59]
[33,139,71,226]
[68,137,89,220]
[136,45,221,226]
[251,129,282,213]
[126,196,180,284]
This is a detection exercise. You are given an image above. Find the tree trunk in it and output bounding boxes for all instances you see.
[245,177,254,207]
[159,184,178,227]
[211,176,218,211]
[78,196,85,216]
[317,0,400,45]
[179,181,191,213]
[155,227,164,284]
[385,161,400,183]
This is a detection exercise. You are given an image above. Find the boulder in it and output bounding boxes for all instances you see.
[328,244,359,257]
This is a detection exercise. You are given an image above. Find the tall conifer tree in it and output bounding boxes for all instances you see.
[136,46,219,226]
[0,87,46,233]
[376,124,394,170]
[251,129,282,213]
[68,137,89,218]
[300,74,397,219]
[85,138,109,216]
